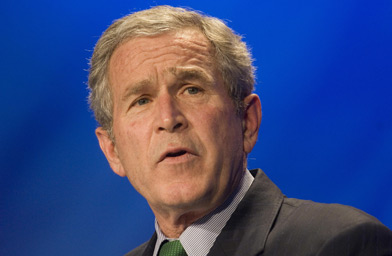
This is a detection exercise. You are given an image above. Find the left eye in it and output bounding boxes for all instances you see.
[185,87,200,95]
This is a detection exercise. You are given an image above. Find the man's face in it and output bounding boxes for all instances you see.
[97,29,259,216]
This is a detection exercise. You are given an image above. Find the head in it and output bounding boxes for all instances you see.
[88,5,255,140]
[88,6,261,225]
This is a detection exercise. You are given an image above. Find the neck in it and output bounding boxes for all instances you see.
[152,168,246,238]
[154,210,208,238]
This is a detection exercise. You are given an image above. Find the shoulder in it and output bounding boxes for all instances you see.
[265,198,392,255]
[124,241,150,256]
[123,233,157,256]
[278,197,383,231]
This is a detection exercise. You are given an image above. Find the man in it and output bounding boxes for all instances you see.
[88,5,392,256]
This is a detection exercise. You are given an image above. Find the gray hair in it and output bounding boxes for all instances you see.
[88,5,255,138]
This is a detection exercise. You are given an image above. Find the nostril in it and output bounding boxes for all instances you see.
[173,123,182,130]
[158,122,182,132]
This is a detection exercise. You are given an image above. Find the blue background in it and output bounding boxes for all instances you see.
[1,0,391,255]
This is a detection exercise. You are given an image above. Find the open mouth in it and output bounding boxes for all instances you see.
[166,150,187,158]
[158,148,195,163]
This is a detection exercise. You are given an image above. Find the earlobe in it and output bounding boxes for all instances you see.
[242,94,262,153]
[95,127,126,177]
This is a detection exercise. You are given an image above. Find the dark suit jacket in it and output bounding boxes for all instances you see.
[125,169,392,256]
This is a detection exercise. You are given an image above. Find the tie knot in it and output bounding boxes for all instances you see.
[158,240,187,256]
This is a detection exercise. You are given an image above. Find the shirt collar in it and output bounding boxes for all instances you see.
[153,169,254,256]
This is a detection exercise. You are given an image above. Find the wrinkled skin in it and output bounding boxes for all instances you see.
[96,28,261,237]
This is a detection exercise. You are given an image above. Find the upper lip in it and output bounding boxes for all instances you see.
[158,147,195,163]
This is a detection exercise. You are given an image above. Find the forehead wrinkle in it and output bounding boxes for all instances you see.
[134,31,212,67]
[168,67,214,85]
[111,31,213,77]
[136,44,211,71]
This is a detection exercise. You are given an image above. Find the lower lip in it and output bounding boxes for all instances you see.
[160,152,196,164]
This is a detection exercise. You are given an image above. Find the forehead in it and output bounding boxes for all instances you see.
[109,29,214,78]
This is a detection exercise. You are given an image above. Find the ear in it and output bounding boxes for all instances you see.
[95,127,126,177]
[242,94,262,154]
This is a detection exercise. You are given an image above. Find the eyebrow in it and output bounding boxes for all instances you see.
[169,67,213,85]
[121,79,152,102]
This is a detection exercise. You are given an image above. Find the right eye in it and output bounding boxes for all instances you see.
[185,87,201,95]
[136,98,150,106]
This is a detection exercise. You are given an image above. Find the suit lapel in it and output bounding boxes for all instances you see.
[208,169,284,256]
[141,233,157,256]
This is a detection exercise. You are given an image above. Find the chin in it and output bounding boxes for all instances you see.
[161,185,216,212]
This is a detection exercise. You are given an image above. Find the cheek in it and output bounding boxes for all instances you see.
[116,114,148,143]
[114,119,148,168]
[197,107,243,152]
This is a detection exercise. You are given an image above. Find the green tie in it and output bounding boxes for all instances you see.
[158,240,187,256]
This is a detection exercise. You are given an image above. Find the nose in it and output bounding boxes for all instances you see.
[155,94,188,133]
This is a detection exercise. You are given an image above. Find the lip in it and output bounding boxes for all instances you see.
[158,147,196,163]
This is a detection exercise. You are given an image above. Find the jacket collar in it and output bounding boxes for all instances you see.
[207,169,284,256]
[140,233,157,256]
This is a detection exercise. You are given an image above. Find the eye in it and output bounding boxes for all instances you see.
[135,97,150,106]
[185,87,200,95]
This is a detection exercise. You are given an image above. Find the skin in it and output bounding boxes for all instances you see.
[96,28,262,238]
